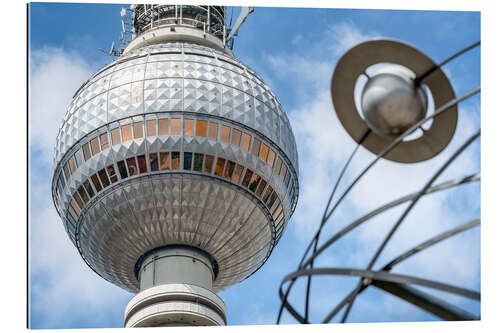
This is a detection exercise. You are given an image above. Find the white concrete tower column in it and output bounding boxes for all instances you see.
[124,247,227,327]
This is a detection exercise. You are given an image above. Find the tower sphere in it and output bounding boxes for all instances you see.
[51,4,298,326]
[361,65,428,137]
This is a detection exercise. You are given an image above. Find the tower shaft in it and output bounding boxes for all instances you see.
[124,247,226,327]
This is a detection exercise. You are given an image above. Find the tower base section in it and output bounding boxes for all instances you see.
[124,283,226,327]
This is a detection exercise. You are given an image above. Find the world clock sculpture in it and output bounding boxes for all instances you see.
[277,39,480,323]
[51,5,299,327]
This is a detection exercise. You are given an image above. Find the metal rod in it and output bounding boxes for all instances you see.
[415,41,480,85]
[371,280,479,320]
[340,129,480,322]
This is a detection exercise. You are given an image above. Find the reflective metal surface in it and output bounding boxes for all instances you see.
[361,65,427,137]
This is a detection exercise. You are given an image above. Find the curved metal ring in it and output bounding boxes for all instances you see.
[331,39,458,163]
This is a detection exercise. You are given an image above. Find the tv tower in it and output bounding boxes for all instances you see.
[51,5,298,327]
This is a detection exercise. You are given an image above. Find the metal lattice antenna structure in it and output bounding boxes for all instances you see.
[277,39,480,324]
[52,4,298,327]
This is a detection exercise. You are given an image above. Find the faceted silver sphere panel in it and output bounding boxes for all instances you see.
[79,174,272,293]
[53,42,298,171]
[51,41,299,292]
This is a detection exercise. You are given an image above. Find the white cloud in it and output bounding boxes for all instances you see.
[29,47,93,165]
[265,21,480,322]
[29,47,131,328]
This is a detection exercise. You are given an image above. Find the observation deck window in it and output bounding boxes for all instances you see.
[171,152,180,170]
[242,169,253,187]
[150,152,159,171]
[133,122,144,139]
[107,165,118,183]
[171,119,181,135]
[232,164,244,184]
[208,122,218,139]
[127,157,138,176]
[83,180,95,198]
[221,125,230,143]
[111,128,121,145]
[160,152,170,170]
[184,119,194,136]
[204,155,214,173]
[256,179,267,197]
[82,143,91,161]
[252,138,261,156]
[98,169,110,188]
[260,143,269,162]
[215,157,226,176]
[121,124,132,142]
[184,152,193,170]
[231,129,242,146]
[158,118,169,135]
[100,133,109,150]
[138,155,147,173]
[194,153,204,172]
[90,137,100,155]
[224,161,235,180]
[196,120,208,137]
[241,133,251,151]
[117,160,128,179]
[147,119,157,136]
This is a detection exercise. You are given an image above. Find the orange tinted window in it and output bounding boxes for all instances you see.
[91,174,102,192]
[111,128,121,145]
[232,164,244,184]
[196,120,207,137]
[160,152,170,170]
[137,155,147,173]
[121,124,132,142]
[267,149,276,168]
[241,133,251,151]
[220,125,230,143]
[146,119,156,136]
[133,122,144,139]
[90,137,100,155]
[256,179,267,197]
[171,118,181,135]
[184,119,194,136]
[208,122,218,139]
[231,129,241,146]
[241,169,253,187]
[260,143,269,162]
[204,155,214,173]
[215,157,226,176]
[252,138,261,156]
[158,118,169,135]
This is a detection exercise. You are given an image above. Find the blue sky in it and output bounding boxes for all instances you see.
[28,1,481,329]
